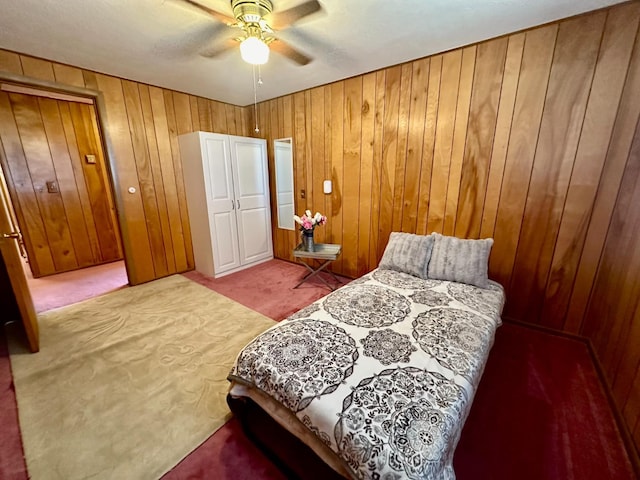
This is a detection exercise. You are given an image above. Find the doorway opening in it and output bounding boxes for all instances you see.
[0,82,129,312]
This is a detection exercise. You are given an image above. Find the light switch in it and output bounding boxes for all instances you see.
[46,181,59,193]
[85,154,96,164]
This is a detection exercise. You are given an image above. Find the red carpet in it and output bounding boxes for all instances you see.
[183,259,349,321]
[0,325,27,480]
[453,322,635,479]
[1,259,636,479]
[162,417,286,480]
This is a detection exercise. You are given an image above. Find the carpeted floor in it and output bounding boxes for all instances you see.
[24,259,128,313]
[183,259,350,321]
[0,328,24,480]
[453,322,635,479]
[7,275,275,480]
[1,260,636,479]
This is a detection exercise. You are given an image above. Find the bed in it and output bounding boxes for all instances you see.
[227,233,505,479]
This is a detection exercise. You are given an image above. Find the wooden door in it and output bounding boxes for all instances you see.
[0,91,123,277]
[0,183,38,352]
[229,135,273,265]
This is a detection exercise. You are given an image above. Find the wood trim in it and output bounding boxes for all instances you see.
[1,83,94,104]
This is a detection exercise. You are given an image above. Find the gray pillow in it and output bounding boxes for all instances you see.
[378,232,434,279]
[427,233,493,288]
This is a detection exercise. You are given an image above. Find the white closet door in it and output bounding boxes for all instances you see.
[203,134,241,273]
[229,135,273,265]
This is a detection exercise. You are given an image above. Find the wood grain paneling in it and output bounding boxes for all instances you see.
[428,51,461,235]
[39,99,96,268]
[479,33,524,240]
[342,78,362,278]
[444,46,475,237]
[74,103,122,259]
[378,65,402,260]
[11,93,78,273]
[0,49,249,284]
[0,93,56,274]
[564,6,640,334]
[416,57,441,236]
[456,38,508,240]
[122,80,171,278]
[400,59,428,234]
[391,64,412,236]
[252,3,640,460]
[490,23,558,295]
[507,12,605,324]
[329,83,344,272]
[358,73,376,278]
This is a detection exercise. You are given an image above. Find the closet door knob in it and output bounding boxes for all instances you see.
[231,199,235,210]
[237,200,240,209]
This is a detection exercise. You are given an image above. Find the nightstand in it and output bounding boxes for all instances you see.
[292,243,343,290]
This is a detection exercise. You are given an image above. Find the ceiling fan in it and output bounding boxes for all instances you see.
[180,0,321,65]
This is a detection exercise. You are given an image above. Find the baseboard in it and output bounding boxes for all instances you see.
[501,316,591,343]
[501,316,640,478]
[583,337,640,478]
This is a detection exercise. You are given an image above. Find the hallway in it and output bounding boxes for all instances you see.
[23,260,128,312]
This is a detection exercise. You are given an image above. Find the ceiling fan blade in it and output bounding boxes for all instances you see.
[270,39,312,65]
[269,0,322,30]
[200,38,238,58]
[178,0,236,25]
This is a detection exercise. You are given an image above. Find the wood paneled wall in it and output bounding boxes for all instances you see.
[253,3,640,458]
[0,49,249,284]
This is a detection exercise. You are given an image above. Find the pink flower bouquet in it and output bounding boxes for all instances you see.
[293,210,327,233]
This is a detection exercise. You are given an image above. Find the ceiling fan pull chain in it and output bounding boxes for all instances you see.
[253,64,260,133]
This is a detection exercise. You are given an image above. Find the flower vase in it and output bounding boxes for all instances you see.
[302,229,315,251]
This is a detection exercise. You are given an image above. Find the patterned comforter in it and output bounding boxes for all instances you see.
[228,268,505,479]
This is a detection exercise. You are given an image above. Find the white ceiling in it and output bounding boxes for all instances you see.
[0,0,627,106]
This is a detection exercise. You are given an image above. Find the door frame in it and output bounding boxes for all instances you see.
[0,71,132,283]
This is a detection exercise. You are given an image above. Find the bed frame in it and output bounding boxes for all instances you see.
[227,394,344,479]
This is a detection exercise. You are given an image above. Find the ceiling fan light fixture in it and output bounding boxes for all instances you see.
[240,36,269,65]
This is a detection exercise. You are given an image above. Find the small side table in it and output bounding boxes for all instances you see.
[293,243,343,290]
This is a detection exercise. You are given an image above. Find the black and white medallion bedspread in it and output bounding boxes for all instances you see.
[229,269,505,480]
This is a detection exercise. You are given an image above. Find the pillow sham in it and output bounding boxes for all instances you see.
[378,232,434,279]
[427,233,493,288]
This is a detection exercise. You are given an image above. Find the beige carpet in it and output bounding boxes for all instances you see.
[8,275,276,480]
